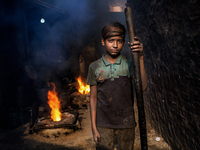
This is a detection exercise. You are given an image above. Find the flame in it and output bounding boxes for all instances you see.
[77,76,90,94]
[47,83,62,121]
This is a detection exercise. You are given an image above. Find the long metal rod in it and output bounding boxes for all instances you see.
[124,6,148,150]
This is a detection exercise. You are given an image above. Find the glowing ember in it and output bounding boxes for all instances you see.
[47,83,62,121]
[77,76,90,94]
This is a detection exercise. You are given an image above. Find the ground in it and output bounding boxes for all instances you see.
[0,103,172,150]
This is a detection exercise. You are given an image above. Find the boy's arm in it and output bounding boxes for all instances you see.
[139,55,148,91]
[129,37,148,91]
[89,85,100,143]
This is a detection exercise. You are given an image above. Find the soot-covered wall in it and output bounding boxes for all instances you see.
[127,0,200,149]
[0,1,29,128]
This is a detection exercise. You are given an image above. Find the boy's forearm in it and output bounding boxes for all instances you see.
[90,98,97,131]
[128,36,148,91]
[139,56,148,91]
[89,85,98,132]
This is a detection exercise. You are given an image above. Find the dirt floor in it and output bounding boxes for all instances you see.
[0,103,172,150]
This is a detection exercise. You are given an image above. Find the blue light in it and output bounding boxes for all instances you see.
[40,18,45,23]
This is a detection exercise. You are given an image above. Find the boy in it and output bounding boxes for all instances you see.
[87,21,148,150]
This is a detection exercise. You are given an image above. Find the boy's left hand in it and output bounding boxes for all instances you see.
[128,37,143,58]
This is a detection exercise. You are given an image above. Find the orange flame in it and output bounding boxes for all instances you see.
[77,76,90,94]
[47,83,62,121]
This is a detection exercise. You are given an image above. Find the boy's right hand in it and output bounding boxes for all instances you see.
[93,129,101,144]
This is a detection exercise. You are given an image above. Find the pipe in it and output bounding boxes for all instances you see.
[124,6,148,150]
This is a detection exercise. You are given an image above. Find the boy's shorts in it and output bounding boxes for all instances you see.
[96,126,135,150]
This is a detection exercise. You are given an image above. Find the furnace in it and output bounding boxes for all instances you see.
[28,76,90,137]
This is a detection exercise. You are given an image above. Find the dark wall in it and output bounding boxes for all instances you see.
[127,0,200,149]
[0,0,30,128]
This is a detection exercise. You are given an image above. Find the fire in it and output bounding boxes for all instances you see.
[77,76,90,94]
[47,83,62,121]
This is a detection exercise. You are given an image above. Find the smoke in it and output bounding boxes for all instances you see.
[26,0,97,85]
[24,0,130,89]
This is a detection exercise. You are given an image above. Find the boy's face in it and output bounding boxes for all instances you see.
[101,36,124,57]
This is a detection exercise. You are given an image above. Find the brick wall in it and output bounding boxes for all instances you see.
[127,0,200,149]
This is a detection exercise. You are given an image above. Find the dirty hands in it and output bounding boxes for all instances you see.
[128,37,143,58]
[92,129,101,144]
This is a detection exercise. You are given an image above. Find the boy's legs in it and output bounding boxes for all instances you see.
[96,127,115,150]
[115,128,135,150]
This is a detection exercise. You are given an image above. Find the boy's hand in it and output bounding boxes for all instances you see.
[93,129,101,144]
[128,37,143,58]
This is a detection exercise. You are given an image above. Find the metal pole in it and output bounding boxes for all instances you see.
[124,6,148,150]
